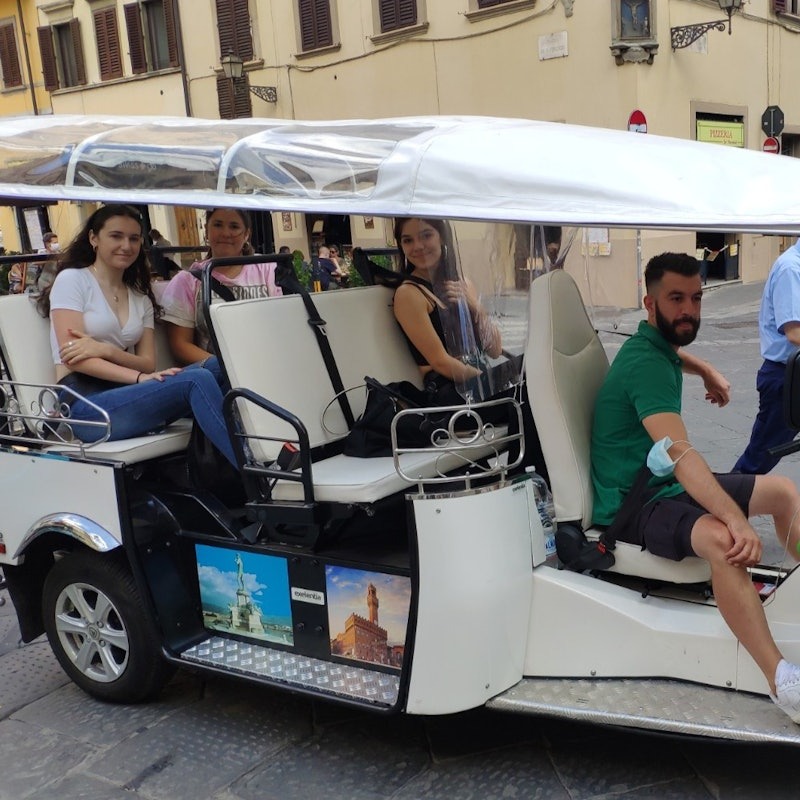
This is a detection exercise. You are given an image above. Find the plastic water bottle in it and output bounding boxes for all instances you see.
[527,469,556,557]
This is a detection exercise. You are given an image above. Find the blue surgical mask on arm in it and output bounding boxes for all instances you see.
[646,436,695,477]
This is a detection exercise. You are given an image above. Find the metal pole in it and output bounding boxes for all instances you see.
[636,229,643,308]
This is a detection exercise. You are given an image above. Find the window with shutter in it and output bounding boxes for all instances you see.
[94,7,123,80]
[164,0,180,68]
[38,26,59,91]
[0,22,22,88]
[216,72,252,119]
[379,0,418,32]
[773,0,788,12]
[124,3,147,74]
[70,18,87,86]
[298,0,333,51]
[216,0,254,61]
[125,1,181,73]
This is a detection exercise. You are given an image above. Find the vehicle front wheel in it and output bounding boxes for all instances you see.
[42,550,173,703]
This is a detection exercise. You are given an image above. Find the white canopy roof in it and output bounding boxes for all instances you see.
[0,114,798,233]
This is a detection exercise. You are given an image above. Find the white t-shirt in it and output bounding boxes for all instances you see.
[49,267,154,364]
[159,260,281,352]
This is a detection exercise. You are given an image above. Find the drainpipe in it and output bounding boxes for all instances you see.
[172,0,192,117]
[16,0,38,115]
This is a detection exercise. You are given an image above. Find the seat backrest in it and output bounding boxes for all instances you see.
[526,270,609,527]
[0,293,176,423]
[211,285,423,461]
[0,294,56,418]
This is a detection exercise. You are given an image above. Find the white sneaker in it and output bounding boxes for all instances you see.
[771,659,800,724]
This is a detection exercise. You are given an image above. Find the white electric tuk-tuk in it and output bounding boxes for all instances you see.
[2,115,800,746]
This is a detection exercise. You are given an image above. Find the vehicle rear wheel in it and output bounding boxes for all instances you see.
[42,550,173,703]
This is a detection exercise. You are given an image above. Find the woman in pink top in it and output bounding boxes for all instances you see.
[160,208,282,365]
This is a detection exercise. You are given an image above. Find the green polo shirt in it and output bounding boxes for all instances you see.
[591,320,687,526]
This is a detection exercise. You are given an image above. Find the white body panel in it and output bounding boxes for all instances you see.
[525,567,738,689]
[406,480,533,715]
[0,450,122,561]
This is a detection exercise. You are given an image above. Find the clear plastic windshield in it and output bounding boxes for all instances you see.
[395,219,521,404]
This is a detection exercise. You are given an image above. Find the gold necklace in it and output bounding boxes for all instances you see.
[91,265,121,303]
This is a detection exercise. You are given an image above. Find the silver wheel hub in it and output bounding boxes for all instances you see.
[54,582,129,683]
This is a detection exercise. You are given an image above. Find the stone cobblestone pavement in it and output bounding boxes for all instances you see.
[0,279,798,800]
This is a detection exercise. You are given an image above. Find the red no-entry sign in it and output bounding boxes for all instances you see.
[763,136,781,154]
[628,109,647,133]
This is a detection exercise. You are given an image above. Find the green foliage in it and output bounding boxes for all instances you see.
[343,254,364,288]
[292,250,311,288]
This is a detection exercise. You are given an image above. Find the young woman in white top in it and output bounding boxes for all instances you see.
[40,204,236,465]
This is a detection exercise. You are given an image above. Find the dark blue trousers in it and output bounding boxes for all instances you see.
[733,359,797,474]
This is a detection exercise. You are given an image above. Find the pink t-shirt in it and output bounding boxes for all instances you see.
[160,260,282,352]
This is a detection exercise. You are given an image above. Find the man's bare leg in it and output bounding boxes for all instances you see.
[691,517,782,692]
[749,474,800,557]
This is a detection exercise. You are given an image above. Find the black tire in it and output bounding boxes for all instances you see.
[42,549,174,703]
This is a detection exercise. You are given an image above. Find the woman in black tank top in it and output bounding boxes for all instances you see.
[392,217,503,403]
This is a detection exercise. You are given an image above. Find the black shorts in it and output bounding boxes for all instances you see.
[628,473,756,561]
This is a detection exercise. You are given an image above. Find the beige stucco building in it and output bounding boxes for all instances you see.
[1,0,799,305]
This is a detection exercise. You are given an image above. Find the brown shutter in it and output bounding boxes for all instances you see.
[164,0,180,68]
[38,26,59,91]
[398,0,417,27]
[70,18,87,85]
[216,0,253,60]
[217,72,252,119]
[299,0,332,50]
[774,0,788,11]
[0,23,22,88]
[94,7,123,80]
[379,0,417,31]
[124,3,147,74]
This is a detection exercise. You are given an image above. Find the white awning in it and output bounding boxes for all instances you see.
[0,114,798,233]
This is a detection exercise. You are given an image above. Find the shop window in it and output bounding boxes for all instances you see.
[94,6,123,81]
[38,20,87,91]
[0,21,22,89]
[124,0,180,74]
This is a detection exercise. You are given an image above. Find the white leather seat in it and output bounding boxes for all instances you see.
[526,270,711,584]
[0,294,189,464]
[211,286,509,504]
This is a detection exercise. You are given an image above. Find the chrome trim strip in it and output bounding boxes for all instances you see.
[16,513,121,559]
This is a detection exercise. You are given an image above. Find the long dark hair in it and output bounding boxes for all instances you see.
[204,207,255,258]
[38,204,158,317]
[393,217,458,281]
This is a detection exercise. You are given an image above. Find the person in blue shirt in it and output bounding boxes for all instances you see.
[734,240,800,474]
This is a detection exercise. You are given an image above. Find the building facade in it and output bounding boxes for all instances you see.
[1,0,798,305]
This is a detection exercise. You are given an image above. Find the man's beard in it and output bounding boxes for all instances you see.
[655,303,700,346]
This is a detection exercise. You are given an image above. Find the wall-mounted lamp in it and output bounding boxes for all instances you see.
[220,52,277,103]
[670,0,743,50]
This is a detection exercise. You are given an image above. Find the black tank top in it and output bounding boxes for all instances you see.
[397,275,482,367]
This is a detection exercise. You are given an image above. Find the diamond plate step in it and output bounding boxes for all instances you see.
[487,677,800,745]
[181,636,400,707]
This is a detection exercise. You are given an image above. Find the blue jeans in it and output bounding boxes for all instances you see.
[64,359,236,467]
[733,359,797,474]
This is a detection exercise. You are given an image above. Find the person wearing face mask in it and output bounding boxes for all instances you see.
[160,208,282,367]
[35,231,61,292]
[590,251,800,724]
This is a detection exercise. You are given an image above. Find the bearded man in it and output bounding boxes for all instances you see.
[590,251,800,723]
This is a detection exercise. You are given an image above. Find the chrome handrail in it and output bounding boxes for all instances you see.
[0,379,111,456]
